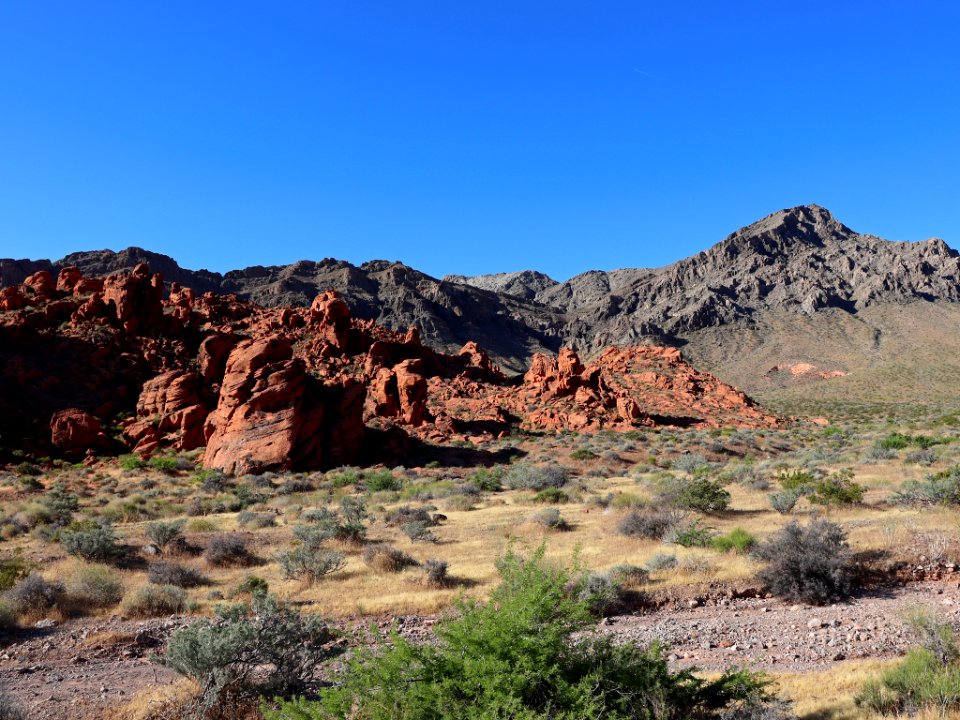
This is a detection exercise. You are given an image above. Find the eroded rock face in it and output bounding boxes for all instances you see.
[103,263,164,334]
[124,370,208,454]
[50,408,107,459]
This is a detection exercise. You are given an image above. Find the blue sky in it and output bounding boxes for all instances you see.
[0,2,957,280]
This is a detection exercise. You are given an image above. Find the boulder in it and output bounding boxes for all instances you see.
[50,408,107,458]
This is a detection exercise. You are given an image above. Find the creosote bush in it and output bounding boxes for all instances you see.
[755,520,854,604]
[278,547,346,583]
[267,544,773,720]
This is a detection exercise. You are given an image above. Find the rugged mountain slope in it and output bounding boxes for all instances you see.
[4,205,959,410]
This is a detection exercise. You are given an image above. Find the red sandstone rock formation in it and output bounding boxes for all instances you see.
[0,263,781,470]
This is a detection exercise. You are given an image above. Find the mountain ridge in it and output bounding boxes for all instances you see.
[4,205,959,396]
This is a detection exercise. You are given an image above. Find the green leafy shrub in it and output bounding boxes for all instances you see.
[569,449,598,461]
[267,545,771,720]
[363,470,402,492]
[775,468,817,493]
[532,487,569,504]
[808,470,865,506]
[0,555,30,591]
[41,483,80,527]
[665,520,715,548]
[119,454,147,470]
[467,467,503,492]
[124,584,187,617]
[672,453,710,475]
[61,521,124,562]
[162,593,341,712]
[711,527,757,554]
[148,454,182,473]
[401,520,438,542]
[674,478,731,513]
[755,520,854,604]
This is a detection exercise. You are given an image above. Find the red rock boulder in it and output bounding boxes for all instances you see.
[50,408,107,458]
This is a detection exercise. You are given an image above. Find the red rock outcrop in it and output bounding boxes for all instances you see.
[50,408,107,458]
[103,262,164,334]
[0,262,781,470]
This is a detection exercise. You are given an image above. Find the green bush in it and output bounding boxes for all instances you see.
[267,545,771,720]
[61,521,124,562]
[0,555,30,591]
[532,487,569,504]
[467,467,503,492]
[145,519,186,550]
[119,454,147,470]
[808,470,865,506]
[569,449,598,461]
[162,593,341,712]
[148,455,182,473]
[530,507,571,531]
[363,470,402,492]
[41,483,80,527]
[666,520,715,548]
[775,468,816,493]
[769,489,801,514]
[711,527,757,554]
[890,467,960,506]
[674,478,730,514]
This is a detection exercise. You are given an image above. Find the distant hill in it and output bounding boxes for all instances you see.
[5,205,960,413]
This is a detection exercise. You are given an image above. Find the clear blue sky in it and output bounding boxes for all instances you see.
[1,2,957,281]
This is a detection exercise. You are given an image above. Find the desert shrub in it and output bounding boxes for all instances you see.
[204,534,255,567]
[904,447,938,466]
[878,432,911,450]
[665,519,715,548]
[186,518,219,533]
[148,454,182,473]
[162,593,341,712]
[0,690,27,720]
[530,507,571,531]
[775,469,816,493]
[197,469,229,493]
[327,467,362,488]
[444,494,475,512]
[0,556,30,591]
[610,492,644,509]
[363,544,417,573]
[608,563,649,585]
[401,520,438,542]
[769,489,801,514]
[0,599,15,632]
[363,470,402,492]
[674,478,731,513]
[65,565,124,610]
[234,575,269,599]
[569,449,598,461]
[4,573,63,618]
[503,463,570,491]
[423,559,450,587]
[236,511,276,529]
[278,476,314,495]
[617,508,681,540]
[755,520,854,604]
[145,519,186,551]
[712,527,757,554]
[856,612,960,715]
[278,547,346,583]
[672,453,710,475]
[808,470,865,506]
[267,545,771,720]
[644,553,678,572]
[384,505,438,528]
[41,483,80,527]
[148,561,206,588]
[467,467,503,492]
[61,521,124,562]
[865,444,897,461]
[532,487,569,504]
[124,584,187,617]
[890,467,960,506]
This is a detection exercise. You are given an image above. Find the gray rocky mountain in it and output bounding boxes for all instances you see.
[4,205,959,392]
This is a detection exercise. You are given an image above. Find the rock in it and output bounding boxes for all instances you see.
[102,262,164,334]
[807,618,826,629]
[34,619,57,629]
[50,408,107,459]
[125,370,208,453]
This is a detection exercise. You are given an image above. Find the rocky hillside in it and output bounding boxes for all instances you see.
[4,205,958,408]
